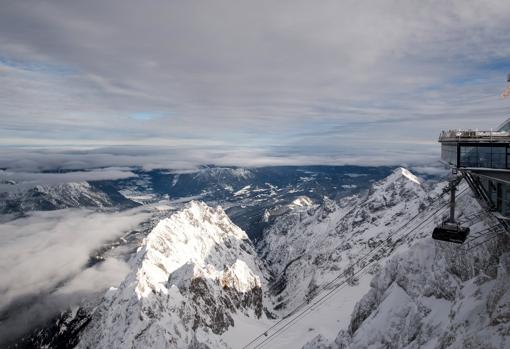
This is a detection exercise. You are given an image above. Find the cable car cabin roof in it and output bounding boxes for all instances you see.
[432,223,470,244]
[439,129,510,144]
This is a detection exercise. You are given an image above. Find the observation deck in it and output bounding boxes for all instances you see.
[439,119,510,219]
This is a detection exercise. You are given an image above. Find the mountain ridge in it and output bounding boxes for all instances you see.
[77,201,272,349]
[10,166,508,349]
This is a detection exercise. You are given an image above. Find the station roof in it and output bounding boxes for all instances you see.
[439,118,510,143]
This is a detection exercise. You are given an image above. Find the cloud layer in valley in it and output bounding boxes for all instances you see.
[0,207,151,344]
[0,145,439,175]
[0,167,137,193]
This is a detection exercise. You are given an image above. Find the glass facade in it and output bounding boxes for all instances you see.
[441,144,458,166]
[439,133,510,219]
[460,146,476,167]
[493,147,506,168]
[441,143,509,169]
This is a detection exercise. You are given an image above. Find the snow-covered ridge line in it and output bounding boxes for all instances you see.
[135,201,262,298]
[257,167,438,347]
[78,200,270,349]
[301,170,510,348]
[399,167,421,185]
[0,181,137,214]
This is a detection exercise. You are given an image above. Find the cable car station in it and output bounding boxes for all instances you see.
[439,120,510,220]
[433,75,510,243]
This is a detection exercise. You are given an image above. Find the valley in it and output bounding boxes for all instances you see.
[2,165,509,349]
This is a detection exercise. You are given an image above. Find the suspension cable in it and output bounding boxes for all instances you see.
[464,229,506,251]
[463,224,502,244]
[243,186,468,349]
[250,190,465,349]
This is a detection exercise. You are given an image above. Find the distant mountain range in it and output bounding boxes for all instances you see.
[96,165,394,240]
[4,165,509,348]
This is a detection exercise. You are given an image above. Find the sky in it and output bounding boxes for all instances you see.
[2,1,509,341]
[1,0,510,167]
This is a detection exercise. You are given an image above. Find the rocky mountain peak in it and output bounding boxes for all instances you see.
[372,167,422,190]
[258,167,434,319]
[135,200,259,298]
[364,167,426,212]
[0,181,137,214]
[193,167,253,182]
[78,201,269,349]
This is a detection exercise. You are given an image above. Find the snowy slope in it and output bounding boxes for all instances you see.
[77,201,272,349]
[306,236,510,349]
[254,167,492,348]
[299,178,510,348]
[0,181,136,214]
[193,167,254,182]
[259,168,433,312]
[12,167,504,349]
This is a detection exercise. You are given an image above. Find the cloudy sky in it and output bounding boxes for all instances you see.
[1,0,510,166]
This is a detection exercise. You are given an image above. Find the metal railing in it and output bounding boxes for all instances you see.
[439,129,510,142]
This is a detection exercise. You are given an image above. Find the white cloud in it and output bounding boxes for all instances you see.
[0,146,439,175]
[0,0,508,156]
[411,164,450,176]
[56,257,130,296]
[0,168,137,192]
[0,207,151,343]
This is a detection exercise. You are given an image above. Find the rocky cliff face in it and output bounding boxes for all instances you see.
[259,168,437,312]
[301,175,510,348]
[77,201,270,349]
[14,167,507,349]
[305,235,510,349]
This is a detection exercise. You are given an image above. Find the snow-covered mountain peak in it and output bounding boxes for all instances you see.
[364,167,425,210]
[399,167,421,185]
[135,200,259,298]
[378,167,422,187]
[193,167,253,181]
[258,167,434,321]
[0,180,137,214]
[79,201,269,348]
[289,196,314,209]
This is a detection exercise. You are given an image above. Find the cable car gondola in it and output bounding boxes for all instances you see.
[432,222,470,244]
[432,175,471,244]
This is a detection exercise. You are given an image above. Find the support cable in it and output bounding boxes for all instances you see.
[243,186,468,349]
